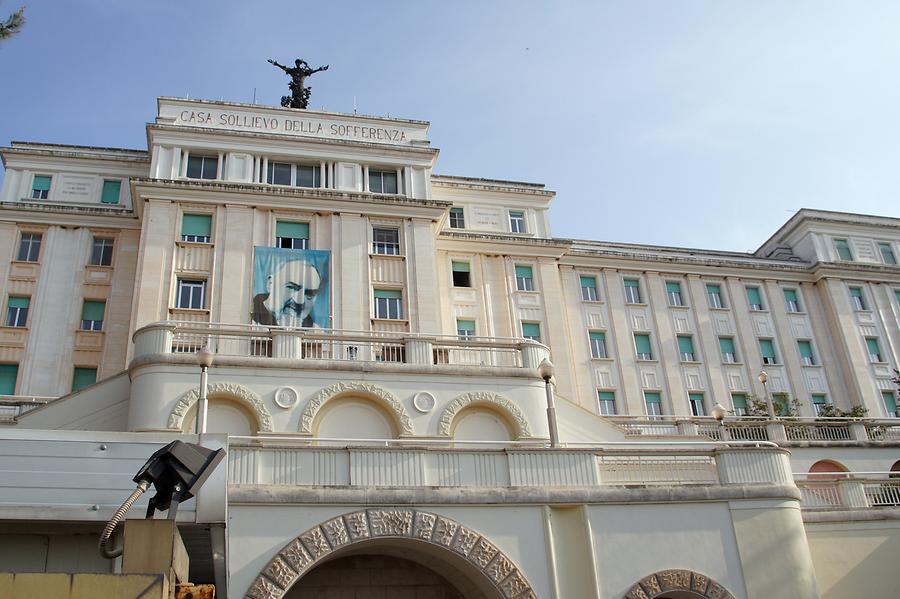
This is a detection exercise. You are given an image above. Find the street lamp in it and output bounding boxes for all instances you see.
[758,370,774,418]
[711,401,728,441]
[538,358,560,447]
[195,347,214,434]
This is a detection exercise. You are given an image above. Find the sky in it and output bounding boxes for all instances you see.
[2,1,899,252]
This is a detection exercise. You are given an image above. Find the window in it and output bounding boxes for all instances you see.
[879,242,897,265]
[521,322,541,342]
[452,261,471,287]
[457,319,476,338]
[677,336,696,362]
[100,180,121,204]
[666,281,684,307]
[731,393,748,416]
[275,221,309,250]
[798,341,816,366]
[624,279,642,304]
[515,265,534,291]
[746,286,764,310]
[706,284,725,309]
[31,175,51,199]
[508,210,526,233]
[267,162,292,185]
[449,207,465,229]
[783,289,802,313]
[773,393,790,417]
[598,391,617,416]
[369,169,398,194]
[634,334,653,360]
[589,331,608,359]
[834,238,853,261]
[90,238,114,266]
[373,289,403,320]
[644,392,662,417]
[296,165,320,188]
[719,337,737,363]
[80,300,106,331]
[580,276,599,302]
[186,155,218,180]
[181,214,212,243]
[17,233,41,262]
[6,297,28,328]
[176,279,206,309]
[849,286,867,311]
[372,228,400,255]
[760,339,778,365]
[689,393,706,417]
[72,367,97,392]
[0,364,18,395]
[883,392,898,418]
[812,394,830,416]
[866,338,883,363]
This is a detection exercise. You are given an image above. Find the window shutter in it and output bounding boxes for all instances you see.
[759,339,776,358]
[644,392,661,404]
[746,287,762,305]
[72,367,97,392]
[521,323,541,338]
[783,289,797,302]
[866,338,881,356]
[883,392,898,414]
[798,341,813,358]
[599,391,615,401]
[634,334,652,354]
[719,337,735,354]
[81,301,106,321]
[452,261,470,273]
[624,279,639,288]
[515,265,533,278]
[706,284,720,294]
[589,331,606,341]
[276,221,309,239]
[32,176,51,191]
[666,282,681,293]
[457,319,475,332]
[182,214,212,237]
[849,287,862,299]
[101,180,121,204]
[581,276,597,288]
[677,336,694,354]
[0,364,18,395]
[373,289,402,299]
[8,297,29,309]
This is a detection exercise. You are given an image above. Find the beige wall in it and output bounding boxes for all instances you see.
[806,520,900,599]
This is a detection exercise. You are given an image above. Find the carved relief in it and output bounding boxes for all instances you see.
[437,391,532,439]
[625,569,735,599]
[167,382,273,432]
[245,509,535,599]
[298,381,414,436]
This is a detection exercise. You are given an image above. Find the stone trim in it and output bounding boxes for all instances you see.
[298,381,414,436]
[438,391,532,439]
[245,508,535,599]
[167,382,273,432]
[626,569,735,599]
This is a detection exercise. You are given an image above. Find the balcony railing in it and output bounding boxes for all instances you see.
[134,321,545,370]
[227,437,789,489]
[795,472,900,510]
[0,396,53,423]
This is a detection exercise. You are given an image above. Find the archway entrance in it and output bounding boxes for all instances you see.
[246,509,535,599]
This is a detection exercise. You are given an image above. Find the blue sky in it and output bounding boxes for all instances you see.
[2,1,899,252]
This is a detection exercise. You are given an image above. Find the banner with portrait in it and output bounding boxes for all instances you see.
[251,247,330,328]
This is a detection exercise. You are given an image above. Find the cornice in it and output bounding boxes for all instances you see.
[437,231,571,258]
[432,175,554,197]
[0,201,140,228]
[1,145,150,166]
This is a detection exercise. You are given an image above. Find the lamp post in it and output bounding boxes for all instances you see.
[195,347,214,434]
[711,401,728,441]
[758,370,774,418]
[538,358,560,447]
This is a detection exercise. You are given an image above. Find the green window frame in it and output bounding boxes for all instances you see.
[644,391,662,417]
[706,284,725,309]
[811,394,830,416]
[719,337,737,363]
[689,392,706,416]
[634,334,653,360]
[521,322,541,342]
[797,341,816,366]
[589,331,607,359]
[373,289,403,320]
[883,392,898,418]
[878,242,897,265]
[6,296,29,328]
[783,289,801,313]
[624,279,642,304]
[456,319,476,338]
[760,339,778,365]
[0,364,18,395]
[515,265,534,291]
[275,221,309,249]
[452,261,472,287]
[849,286,867,311]
[100,180,121,204]
[181,214,212,242]
[866,338,883,362]
[598,391,616,416]
[834,238,853,261]
[31,175,51,199]
[677,336,696,362]
[580,276,598,302]
[81,300,106,331]
[666,281,684,306]
[72,367,97,392]
[746,286,764,310]
[731,393,748,416]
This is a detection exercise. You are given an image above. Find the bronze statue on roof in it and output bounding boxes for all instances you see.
[268,58,329,109]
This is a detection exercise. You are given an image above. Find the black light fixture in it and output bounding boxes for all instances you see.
[99,440,225,558]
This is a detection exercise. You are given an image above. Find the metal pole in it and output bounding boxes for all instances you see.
[196,365,209,434]
[544,378,559,447]
[762,380,774,419]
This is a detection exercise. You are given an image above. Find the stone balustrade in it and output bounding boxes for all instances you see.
[795,473,900,510]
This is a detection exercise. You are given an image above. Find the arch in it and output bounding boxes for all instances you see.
[167,382,273,432]
[808,459,849,480]
[438,391,532,439]
[298,381,414,436]
[625,569,735,599]
[245,509,536,599]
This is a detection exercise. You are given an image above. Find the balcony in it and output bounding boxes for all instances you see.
[133,321,547,371]
[795,472,900,511]
[0,396,53,423]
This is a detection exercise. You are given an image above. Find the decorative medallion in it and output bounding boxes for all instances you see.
[274,387,299,409]
[412,391,436,413]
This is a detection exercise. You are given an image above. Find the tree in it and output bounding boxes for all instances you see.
[743,393,802,418]
[0,6,25,42]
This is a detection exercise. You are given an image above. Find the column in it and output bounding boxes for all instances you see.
[646,273,684,415]
[604,268,644,415]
